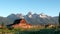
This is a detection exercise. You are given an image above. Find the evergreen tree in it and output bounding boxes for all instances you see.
[59,12,60,25]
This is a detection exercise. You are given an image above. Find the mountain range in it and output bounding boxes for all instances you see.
[0,12,59,25]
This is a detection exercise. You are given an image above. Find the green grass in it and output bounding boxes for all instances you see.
[0,26,60,34]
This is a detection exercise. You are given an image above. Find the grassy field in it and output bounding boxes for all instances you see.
[0,26,60,34]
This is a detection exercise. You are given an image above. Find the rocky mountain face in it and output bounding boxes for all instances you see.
[24,12,59,25]
[0,12,59,25]
[0,16,13,25]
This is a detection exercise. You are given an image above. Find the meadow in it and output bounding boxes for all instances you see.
[0,25,60,34]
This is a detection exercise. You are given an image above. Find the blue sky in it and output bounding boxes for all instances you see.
[0,0,60,17]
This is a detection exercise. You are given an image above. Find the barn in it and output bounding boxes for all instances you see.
[7,19,32,29]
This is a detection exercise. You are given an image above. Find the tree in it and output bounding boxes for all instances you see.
[59,12,60,25]
[1,22,5,34]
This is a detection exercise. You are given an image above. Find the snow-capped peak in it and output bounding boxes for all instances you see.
[28,15,32,18]
[27,12,32,18]
[39,13,47,18]
[17,13,24,19]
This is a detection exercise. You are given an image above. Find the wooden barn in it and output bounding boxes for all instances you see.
[7,19,32,29]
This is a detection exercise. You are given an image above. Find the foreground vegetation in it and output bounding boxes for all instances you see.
[0,25,60,34]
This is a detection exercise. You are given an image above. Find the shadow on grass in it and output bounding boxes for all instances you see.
[14,29,60,34]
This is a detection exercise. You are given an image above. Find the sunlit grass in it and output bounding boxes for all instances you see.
[0,25,60,34]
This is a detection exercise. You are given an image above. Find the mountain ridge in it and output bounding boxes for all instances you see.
[0,12,59,25]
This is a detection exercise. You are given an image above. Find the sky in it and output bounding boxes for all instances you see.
[0,0,60,17]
